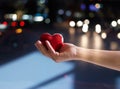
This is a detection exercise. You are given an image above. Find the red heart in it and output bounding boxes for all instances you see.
[40,33,64,52]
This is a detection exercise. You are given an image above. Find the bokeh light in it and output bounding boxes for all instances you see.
[11,21,17,27]
[80,3,86,10]
[58,9,64,15]
[76,20,83,27]
[82,24,89,33]
[89,4,99,12]
[117,32,120,39]
[101,32,107,39]
[95,3,101,9]
[69,21,75,27]
[15,28,23,34]
[84,19,90,25]
[95,24,101,33]
[117,19,120,25]
[45,18,51,24]
[33,16,44,22]
[2,21,8,26]
[12,14,17,21]
[65,10,72,17]
[20,21,25,27]
[111,21,117,27]
[0,24,7,30]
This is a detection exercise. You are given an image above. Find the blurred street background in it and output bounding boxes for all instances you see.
[0,0,120,89]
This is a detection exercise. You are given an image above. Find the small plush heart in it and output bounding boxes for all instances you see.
[40,33,64,52]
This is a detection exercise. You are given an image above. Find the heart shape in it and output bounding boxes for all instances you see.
[40,33,64,52]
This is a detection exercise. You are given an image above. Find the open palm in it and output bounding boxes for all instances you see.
[35,40,77,62]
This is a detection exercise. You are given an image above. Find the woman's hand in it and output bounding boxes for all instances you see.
[35,40,77,62]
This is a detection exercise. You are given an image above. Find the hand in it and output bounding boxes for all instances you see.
[35,40,77,62]
[35,40,120,71]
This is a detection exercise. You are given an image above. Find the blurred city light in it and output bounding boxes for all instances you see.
[117,32,120,39]
[58,9,64,15]
[89,4,99,12]
[95,3,101,9]
[2,21,8,26]
[45,18,51,24]
[0,24,7,30]
[20,21,25,27]
[38,0,46,4]
[111,20,117,27]
[74,12,82,18]
[95,24,101,33]
[65,10,72,17]
[84,19,90,25]
[101,32,107,39]
[33,16,44,22]
[76,20,83,27]
[80,3,86,10]
[5,14,16,20]
[12,14,17,21]
[22,14,33,20]
[117,19,120,25]
[82,24,89,33]
[69,21,75,27]
[15,28,23,34]
[11,21,17,27]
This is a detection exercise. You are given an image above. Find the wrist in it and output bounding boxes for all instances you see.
[74,46,91,60]
[74,46,84,60]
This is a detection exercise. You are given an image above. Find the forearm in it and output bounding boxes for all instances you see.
[75,47,120,71]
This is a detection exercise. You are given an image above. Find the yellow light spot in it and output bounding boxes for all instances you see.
[95,3,101,9]
[16,28,22,34]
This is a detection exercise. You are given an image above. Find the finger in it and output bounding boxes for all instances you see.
[45,40,56,54]
[35,40,45,53]
[45,40,60,60]
[35,40,50,57]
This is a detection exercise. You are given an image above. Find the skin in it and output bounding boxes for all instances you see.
[35,40,120,71]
